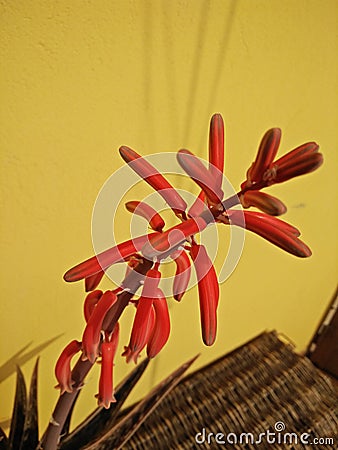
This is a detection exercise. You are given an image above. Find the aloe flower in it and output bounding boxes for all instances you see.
[58,113,323,408]
[55,340,82,394]
[241,128,323,191]
[96,324,120,408]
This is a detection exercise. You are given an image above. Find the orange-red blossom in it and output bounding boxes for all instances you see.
[56,114,323,407]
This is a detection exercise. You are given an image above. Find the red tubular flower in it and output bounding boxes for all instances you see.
[188,115,225,215]
[271,146,323,184]
[55,340,82,394]
[119,146,187,217]
[83,290,103,323]
[125,201,165,232]
[147,289,170,358]
[242,134,323,191]
[177,149,224,205]
[96,324,120,408]
[246,128,281,186]
[141,216,208,260]
[82,291,117,363]
[63,233,157,283]
[272,141,319,168]
[227,210,311,257]
[122,267,161,363]
[190,244,219,346]
[241,191,287,216]
[123,298,154,364]
[171,249,191,301]
[209,113,225,187]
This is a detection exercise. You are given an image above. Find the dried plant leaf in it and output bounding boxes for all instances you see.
[19,359,39,450]
[8,367,26,450]
[60,358,150,450]
[83,355,198,450]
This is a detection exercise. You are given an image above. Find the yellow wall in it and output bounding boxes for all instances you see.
[0,0,337,433]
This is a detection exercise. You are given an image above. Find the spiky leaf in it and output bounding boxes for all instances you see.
[19,359,39,450]
[60,358,150,450]
[83,355,198,449]
[8,367,27,450]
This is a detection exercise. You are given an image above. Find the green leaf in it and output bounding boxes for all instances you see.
[83,355,198,450]
[60,358,150,450]
[8,367,27,450]
[19,359,39,450]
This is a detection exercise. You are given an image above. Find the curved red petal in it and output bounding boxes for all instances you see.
[273,142,319,167]
[171,249,191,301]
[54,340,82,394]
[64,234,156,282]
[190,244,219,346]
[248,128,281,184]
[83,290,103,323]
[274,152,323,183]
[147,289,170,358]
[177,149,224,204]
[119,146,187,216]
[82,291,117,363]
[228,210,312,257]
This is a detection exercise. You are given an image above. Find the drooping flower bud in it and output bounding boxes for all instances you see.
[171,249,191,301]
[147,289,170,358]
[82,291,117,363]
[246,128,281,186]
[83,290,103,323]
[228,210,311,257]
[96,324,120,408]
[190,244,219,346]
[55,340,82,394]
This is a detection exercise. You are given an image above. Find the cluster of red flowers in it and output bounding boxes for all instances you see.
[55,114,323,408]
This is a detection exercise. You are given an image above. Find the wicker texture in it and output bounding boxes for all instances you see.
[126,331,337,449]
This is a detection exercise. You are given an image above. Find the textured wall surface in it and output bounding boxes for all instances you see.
[0,0,337,434]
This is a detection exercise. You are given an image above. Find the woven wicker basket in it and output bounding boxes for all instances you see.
[125,331,337,449]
